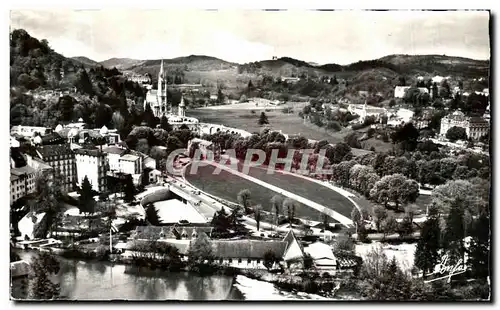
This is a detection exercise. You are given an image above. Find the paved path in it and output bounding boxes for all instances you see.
[208,162,354,227]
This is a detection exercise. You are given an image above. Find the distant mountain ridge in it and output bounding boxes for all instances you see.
[90,53,488,77]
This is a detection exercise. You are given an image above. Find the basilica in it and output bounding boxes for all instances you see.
[143,59,199,131]
[144,59,169,117]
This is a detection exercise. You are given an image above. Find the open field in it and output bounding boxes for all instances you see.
[187,108,377,156]
[189,108,346,142]
[185,162,358,222]
[185,164,329,222]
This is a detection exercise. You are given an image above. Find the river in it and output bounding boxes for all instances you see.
[15,251,244,301]
[15,250,334,301]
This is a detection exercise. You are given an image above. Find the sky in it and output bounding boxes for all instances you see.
[9,9,490,65]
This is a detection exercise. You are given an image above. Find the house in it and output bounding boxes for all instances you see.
[304,241,337,271]
[35,144,76,193]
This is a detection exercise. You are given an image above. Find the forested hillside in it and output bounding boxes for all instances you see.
[10,29,146,139]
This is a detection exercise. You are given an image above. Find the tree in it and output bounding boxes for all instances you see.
[446,126,467,142]
[391,123,420,151]
[237,189,251,214]
[187,233,213,267]
[123,175,136,203]
[370,174,419,211]
[373,205,388,232]
[78,176,95,215]
[322,213,329,232]
[381,216,398,239]
[111,111,125,131]
[27,252,61,300]
[467,210,490,279]
[258,112,269,125]
[142,103,157,128]
[32,173,65,238]
[344,132,362,149]
[398,209,414,239]
[332,233,355,254]
[160,115,173,132]
[283,198,297,227]
[414,205,442,277]
[263,250,278,270]
[443,198,466,265]
[145,204,161,225]
[239,94,248,103]
[270,195,283,227]
[253,204,262,231]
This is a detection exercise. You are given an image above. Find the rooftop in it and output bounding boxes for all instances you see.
[11,165,37,176]
[36,144,74,159]
[120,154,140,161]
[102,146,127,155]
[74,148,105,157]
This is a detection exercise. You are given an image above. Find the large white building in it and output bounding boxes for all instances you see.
[75,148,108,192]
[440,111,490,140]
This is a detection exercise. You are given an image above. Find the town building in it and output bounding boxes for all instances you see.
[387,108,415,126]
[394,86,429,99]
[102,145,128,172]
[35,144,76,193]
[144,59,169,117]
[10,166,37,204]
[25,154,54,179]
[74,148,108,192]
[10,126,53,138]
[439,111,490,140]
[347,103,387,122]
[281,77,301,84]
[119,154,142,175]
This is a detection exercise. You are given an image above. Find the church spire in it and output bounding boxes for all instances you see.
[159,59,164,78]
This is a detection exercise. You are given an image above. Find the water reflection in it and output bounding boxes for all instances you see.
[14,251,241,300]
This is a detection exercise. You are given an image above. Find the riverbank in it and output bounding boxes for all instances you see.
[17,246,350,300]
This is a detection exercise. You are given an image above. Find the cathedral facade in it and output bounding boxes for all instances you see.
[144,59,169,117]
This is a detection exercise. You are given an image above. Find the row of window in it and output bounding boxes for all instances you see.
[210,258,261,264]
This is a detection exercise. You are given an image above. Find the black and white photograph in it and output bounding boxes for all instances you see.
[7,7,492,301]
